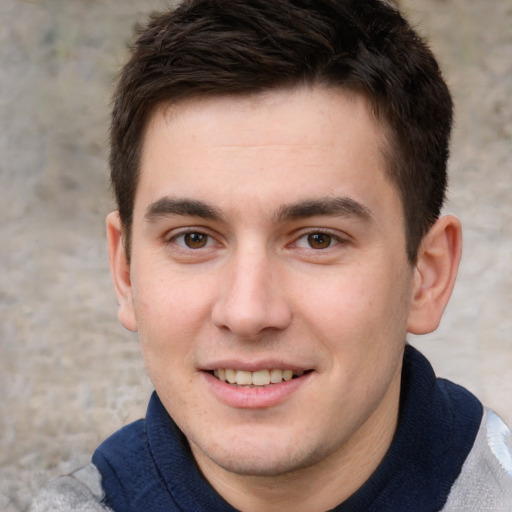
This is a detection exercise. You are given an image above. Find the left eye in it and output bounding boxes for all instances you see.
[295,232,339,250]
[173,232,212,249]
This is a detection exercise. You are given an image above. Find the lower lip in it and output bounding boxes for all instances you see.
[202,371,313,409]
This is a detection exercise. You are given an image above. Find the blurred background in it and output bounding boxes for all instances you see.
[1,1,510,510]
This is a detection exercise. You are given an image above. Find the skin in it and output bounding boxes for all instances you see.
[107,86,462,511]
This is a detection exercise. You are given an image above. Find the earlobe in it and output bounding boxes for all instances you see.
[106,212,138,332]
[407,214,462,335]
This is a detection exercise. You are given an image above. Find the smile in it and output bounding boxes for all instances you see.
[213,368,307,387]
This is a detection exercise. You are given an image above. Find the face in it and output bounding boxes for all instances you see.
[114,87,417,481]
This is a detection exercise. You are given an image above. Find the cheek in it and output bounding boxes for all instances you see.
[134,267,213,323]
[131,271,214,372]
[300,264,411,349]
[299,268,376,324]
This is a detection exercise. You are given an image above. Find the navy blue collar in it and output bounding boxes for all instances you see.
[94,345,483,511]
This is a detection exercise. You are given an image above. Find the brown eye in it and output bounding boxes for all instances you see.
[307,233,332,249]
[183,232,209,249]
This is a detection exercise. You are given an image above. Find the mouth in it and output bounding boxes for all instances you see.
[209,368,311,387]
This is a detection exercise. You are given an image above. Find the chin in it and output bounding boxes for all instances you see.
[193,435,331,478]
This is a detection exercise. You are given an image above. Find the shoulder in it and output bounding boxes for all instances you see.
[29,463,112,512]
[442,408,512,511]
[30,420,147,512]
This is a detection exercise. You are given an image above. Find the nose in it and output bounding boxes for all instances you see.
[211,248,292,339]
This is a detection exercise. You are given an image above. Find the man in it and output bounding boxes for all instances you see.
[31,0,512,510]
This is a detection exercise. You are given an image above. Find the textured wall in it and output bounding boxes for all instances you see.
[1,1,511,510]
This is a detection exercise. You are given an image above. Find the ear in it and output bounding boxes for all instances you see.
[407,214,462,335]
[106,211,138,332]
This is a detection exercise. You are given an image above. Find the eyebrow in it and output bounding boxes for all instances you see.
[145,197,224,222]
[144,195,372,224]
[275,197,372,223]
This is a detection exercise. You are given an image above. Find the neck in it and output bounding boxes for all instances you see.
[191,367,402,512]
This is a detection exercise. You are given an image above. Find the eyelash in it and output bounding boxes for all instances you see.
[166,228,348,253]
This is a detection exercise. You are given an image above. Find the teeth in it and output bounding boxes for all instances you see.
[283,369,293,381]
[252,370,270,386]
[225,368,236,384]
[236,371,253,386]
[214,368,306,386]
[270,369,284,383]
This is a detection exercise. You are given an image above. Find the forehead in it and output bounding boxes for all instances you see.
[136,86,400,224]
[148,86,384,155]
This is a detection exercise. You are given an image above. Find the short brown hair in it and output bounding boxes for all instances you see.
[110,0,453,263]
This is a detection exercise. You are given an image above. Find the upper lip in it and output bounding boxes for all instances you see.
[200,360,312,372]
